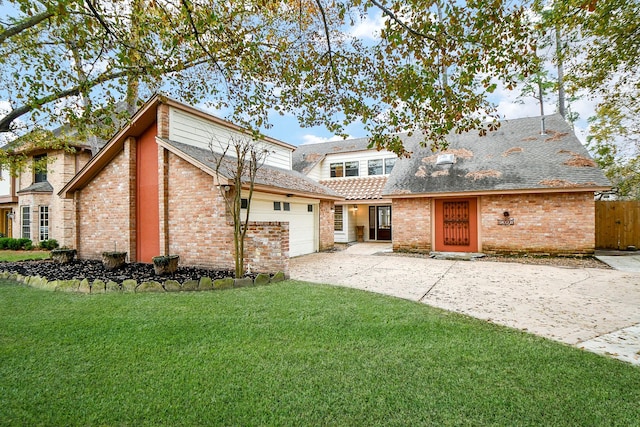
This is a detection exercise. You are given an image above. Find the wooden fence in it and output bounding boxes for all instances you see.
[595,201,640,249]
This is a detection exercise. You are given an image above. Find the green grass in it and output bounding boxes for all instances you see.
[1,280,639,426]
[0,250,50,262]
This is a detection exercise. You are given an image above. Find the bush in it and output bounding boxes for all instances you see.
[0,237,33,250]
[39,239,59,250]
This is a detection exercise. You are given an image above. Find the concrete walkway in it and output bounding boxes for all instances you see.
[290,245,640,365]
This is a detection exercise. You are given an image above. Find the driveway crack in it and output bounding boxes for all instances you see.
[419,261,457,302]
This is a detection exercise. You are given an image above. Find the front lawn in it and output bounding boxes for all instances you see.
[1,280,638,426]
[0,250,50,262]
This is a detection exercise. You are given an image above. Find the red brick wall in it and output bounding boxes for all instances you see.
[319,200,334,251]
[165,151,289,273]
[392,198,432,252]
[480,192,595,255]
[76,138,136,260]
[390,192,596,255]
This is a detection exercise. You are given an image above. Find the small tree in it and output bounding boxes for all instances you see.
[209,135,270,278]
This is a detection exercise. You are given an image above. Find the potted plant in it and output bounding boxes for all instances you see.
[50,247,77,264]
[152,254,180,275]
[102,251,127,270]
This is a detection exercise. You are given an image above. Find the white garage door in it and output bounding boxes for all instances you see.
[245,198,318,257]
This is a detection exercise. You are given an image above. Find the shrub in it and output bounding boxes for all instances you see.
[39,239,59,250]
[0,237,33,250]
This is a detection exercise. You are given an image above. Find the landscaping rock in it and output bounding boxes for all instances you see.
[213,277,234,290]
[254,273,271,286]
[0,259,235,284]
[44,280,58,291]
[136,281,164,293]
[182,280,199,291]
[271,271,286,283]
[122,279,137,293]
[78,278,91,294]
[234,277,253,288]
[92,279,106,293]
[163,280,181,292]
[56,279,80,292]
[198,276,213,291]
[106,280,121,292]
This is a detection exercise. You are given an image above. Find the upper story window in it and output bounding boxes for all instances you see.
[368,158,397,176]
[33,154,47,183]
[385,158,396,174]
[330,161,359,178]
[368,159,383,175]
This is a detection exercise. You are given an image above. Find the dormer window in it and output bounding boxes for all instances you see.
[330,161,359,177]
[368,158,396,175]
[34,154,47,183]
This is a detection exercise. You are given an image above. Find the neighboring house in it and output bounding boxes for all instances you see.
[59,94,340,274]
[294,114,611,255]
[0,140,93,245]
[293,139,398,243]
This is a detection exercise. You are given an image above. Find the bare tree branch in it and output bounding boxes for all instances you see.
[313,0,340,87]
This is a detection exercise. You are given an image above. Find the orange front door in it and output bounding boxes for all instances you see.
[434,198,478,252]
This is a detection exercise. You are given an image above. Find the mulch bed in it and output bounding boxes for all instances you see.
[0,259,235,283]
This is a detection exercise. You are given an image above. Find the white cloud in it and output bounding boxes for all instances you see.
[349,10,386,40]
[300,134,348,145]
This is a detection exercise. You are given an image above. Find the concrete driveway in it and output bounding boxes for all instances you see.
[290,244,640,365]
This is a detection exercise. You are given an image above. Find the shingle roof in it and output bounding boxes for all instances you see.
[159,138,342,199]
[292,137,372,174]
[383,114,610,196]
[17,181,53,194]
[319,176,388,200]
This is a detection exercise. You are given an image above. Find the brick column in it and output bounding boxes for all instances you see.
[319,200,335,251]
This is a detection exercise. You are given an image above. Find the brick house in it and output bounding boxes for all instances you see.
[293,138,397,243]
[293,115,611,255]
[59,94,340,274]
[0,139,92,246]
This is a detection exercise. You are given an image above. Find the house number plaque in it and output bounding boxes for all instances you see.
[497,218,515,226]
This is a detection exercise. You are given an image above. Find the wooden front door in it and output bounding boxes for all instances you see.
[434,198,478,252]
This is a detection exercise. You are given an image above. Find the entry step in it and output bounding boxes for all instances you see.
[429,252,486,261]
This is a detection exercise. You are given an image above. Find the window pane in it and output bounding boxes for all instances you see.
[21,206,30,239]
[330,163,344,178]
[273,201,281,210]
[34,154,47,183]
[384,158,396,174]
[368,159,383,175]
[334,205,343,231]
[345,161,359,177]
[39,206,49,241]
[241,198,248,209]
[283,202,290,211]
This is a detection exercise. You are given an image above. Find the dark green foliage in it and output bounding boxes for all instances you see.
[39,239,59,250]
[0,237,33,250]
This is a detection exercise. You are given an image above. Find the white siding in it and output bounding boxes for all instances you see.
[242,191,319,257]
[320,149,397,180]
[306,163,322,181]
[0,166,10,197]
[168,107,292,170]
